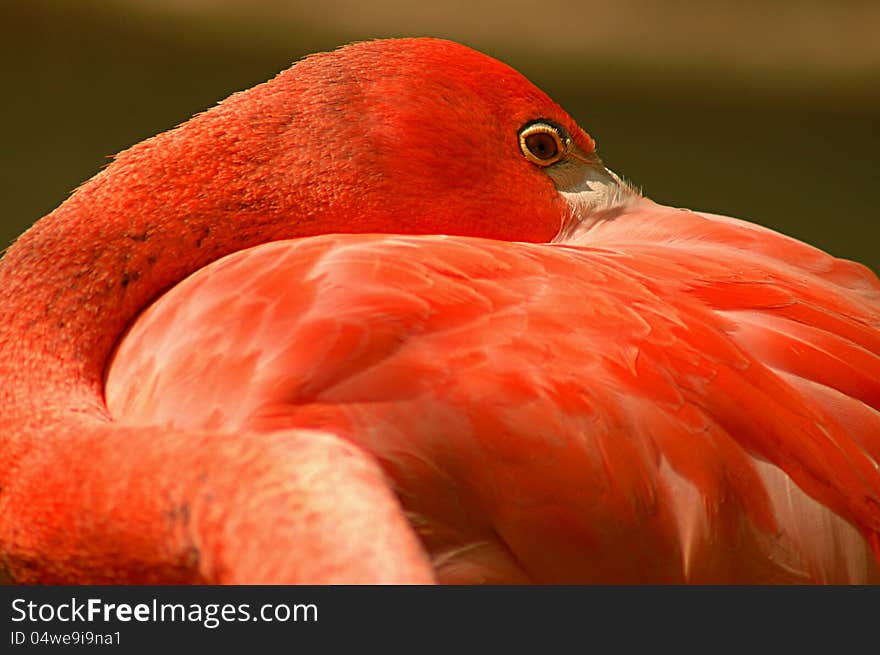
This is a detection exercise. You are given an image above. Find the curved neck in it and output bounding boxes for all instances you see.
[0,58,373,412]
[0,192,280,412]
[0,110,318,410]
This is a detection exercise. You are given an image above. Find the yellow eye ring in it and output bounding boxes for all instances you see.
[518,122,568,166]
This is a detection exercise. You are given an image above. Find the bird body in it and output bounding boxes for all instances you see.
[105,206,880,583]
[1,38,879,583]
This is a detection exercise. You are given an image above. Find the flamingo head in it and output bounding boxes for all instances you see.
[101,38,639,248]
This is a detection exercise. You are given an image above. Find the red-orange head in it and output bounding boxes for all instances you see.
[89,37,636,249]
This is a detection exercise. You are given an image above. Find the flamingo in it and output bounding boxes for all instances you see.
[1,38,879,584]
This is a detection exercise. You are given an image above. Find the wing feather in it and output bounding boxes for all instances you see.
[106,205,880,582]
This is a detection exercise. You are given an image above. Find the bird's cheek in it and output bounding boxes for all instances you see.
[535,195,573,243]
[467,191,566,243]
[488,173,571,243]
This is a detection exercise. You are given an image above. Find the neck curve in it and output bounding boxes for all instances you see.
[0,86,321,411]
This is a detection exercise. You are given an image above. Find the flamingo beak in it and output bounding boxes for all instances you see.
[547,145,641,237]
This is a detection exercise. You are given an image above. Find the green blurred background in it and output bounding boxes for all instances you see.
[3,0,878,271]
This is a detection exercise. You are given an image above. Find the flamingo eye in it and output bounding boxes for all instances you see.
[518,122,568,166]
